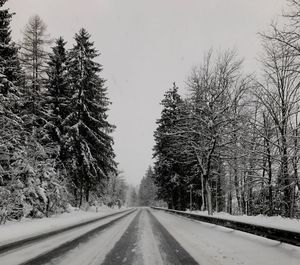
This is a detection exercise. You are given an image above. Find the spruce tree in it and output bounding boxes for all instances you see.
[138,166,157,206]
[153,83,185,209]
[0,0,22,94]
[0,1,39,221]
[4,16,68,219]
[46,37,70,141]
[65,28,116,206]
[0,0,23,186]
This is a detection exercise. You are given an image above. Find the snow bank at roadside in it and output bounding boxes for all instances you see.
[0,205,126,246]
[154,210,300,265]
[188,210,300,233]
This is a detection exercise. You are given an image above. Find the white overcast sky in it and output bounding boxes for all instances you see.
[7,0,285,185]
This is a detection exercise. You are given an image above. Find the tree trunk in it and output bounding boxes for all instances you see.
[234,166,241,214]
[228,173,233,214]
[291,120,299,217]
[281,131,292,217]
[85,186,90,203]
[200,173,205,211]
[205,178,213,215]
[241,170,246,214]
[266,139,273,216]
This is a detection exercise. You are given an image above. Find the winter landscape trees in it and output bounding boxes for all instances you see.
[20,14,50,94]
[0,1,118,223]
[153,2,300,217]
[138,167,157,206]
[63,28,116,206]
[1,0,300,224]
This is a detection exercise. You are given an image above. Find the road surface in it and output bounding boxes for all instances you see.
[1,208,299,265]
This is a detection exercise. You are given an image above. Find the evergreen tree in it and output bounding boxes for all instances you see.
[0,17,69,220]
[65,28,116,206]
[47,37,69,122]
[104,172,127,207]
[138,166,157,206]
[0,0,23,94]
[44,37,71,190]
[46,37,70,147]
[130,188,138,207]
[0,0,24,223]
[0,0,23,155]
[0,4,66,221]
[125,185,138,207]
[153,83,188,210]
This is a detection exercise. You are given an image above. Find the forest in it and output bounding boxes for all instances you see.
[153,0,300,218]
[2,0,300,224]
[0,0,130,223]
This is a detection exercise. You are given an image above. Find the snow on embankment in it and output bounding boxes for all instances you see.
[152,210,300,265]
[0,205,124,246]
[188,210,300,233]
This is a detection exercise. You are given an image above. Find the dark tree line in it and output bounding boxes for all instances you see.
[138,166,158,206]
[0,1,116,222]
[153,1,300,218]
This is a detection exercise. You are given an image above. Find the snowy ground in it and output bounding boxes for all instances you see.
[1,207,299,265]
[187,210,300,233]
[0,205,125,246]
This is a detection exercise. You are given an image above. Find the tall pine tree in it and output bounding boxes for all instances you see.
[138,166,157,206]
[46,37,70,142]
[0,0,23,180]
[0,0,22,94]
[65,28,116,206]
[153,83,188,210]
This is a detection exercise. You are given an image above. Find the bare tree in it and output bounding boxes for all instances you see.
[257,27,300,217]
[20,14,51,111]
[169,50,247,215]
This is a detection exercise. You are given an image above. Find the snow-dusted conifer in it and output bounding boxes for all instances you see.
[65,28,116,206]
[46,37,70,141]
[0,0,23,93]
[138,166,157,206]
[153,83,186,209]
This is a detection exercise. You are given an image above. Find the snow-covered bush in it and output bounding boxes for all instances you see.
[0,187,10,224]
[0,137,70,221]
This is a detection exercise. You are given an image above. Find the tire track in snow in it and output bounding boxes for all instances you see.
[101,208,199,265]
[101,209,142,265]
[2,210,136,265]
[147,209,199,265]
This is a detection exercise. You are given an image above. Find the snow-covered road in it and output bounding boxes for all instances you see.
[1,208,300,265]
[0,210,135,265]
